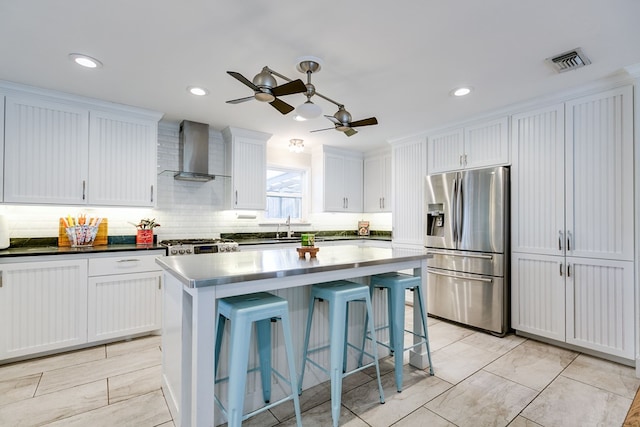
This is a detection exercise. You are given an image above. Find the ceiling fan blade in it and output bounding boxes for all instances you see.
[226,96,255,104]
[349,117,378,128]
[271,79,307,97]
[227,71,259,91]
[269,97,295,115]
[310,127,335,133]
[345,128,358,137]
[324,115,341,125]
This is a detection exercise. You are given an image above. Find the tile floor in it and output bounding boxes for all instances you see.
[1,310,639,427]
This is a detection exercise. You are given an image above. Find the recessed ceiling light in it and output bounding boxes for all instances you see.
[69,53,102,69]
[187,86,209,96]
[451,87,472,97]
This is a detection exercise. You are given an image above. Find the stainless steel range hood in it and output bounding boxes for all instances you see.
[174,120,215,182]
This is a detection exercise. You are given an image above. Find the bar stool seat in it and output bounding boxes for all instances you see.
[214,292,302,427]
[360,272,434,392]
[299,280,385,427]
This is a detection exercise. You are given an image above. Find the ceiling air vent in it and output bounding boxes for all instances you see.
[547,48,591,73]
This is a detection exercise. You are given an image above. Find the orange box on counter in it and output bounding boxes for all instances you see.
[58,218,108,247]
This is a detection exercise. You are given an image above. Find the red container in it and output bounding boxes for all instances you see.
[136,229,154,245]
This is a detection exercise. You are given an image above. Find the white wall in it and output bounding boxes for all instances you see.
[0,122,391,241]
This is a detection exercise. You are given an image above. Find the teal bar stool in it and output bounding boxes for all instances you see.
[299,280,385,427]
[359,272,434,392]
[214,292,302,427]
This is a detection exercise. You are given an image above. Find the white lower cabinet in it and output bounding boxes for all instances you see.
[0,258,88,360]
[0,251,164,362]
[512,252,634,359]
[87,253,163,342]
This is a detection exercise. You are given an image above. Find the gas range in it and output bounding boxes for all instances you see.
[159,238,239,256]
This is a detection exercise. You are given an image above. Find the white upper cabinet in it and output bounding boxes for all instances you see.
[364,151,392,212]
[511,104,565,255]
[222,126,269,210]
[565,86,634,261]
[88,110,158,206]
[0,92,5,201]
[4,94,90,204]
[427,117,509,174]
[390,138,427,247]
[2,87,162,207]
[312,145,363,212]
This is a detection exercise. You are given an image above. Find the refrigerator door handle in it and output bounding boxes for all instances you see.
[451,176,458,243]
[427,268,494,283]
[456,173,463,246]
[427,249,493,260]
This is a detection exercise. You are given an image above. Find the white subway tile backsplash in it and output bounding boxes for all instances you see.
[1,122,391,240]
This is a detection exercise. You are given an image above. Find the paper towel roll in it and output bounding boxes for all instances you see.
[0,215,9,249]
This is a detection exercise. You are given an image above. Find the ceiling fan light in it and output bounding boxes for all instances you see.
[255,91,275,102]
[296,101,322,119]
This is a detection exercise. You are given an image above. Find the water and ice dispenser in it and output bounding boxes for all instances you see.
[426,203,445,237]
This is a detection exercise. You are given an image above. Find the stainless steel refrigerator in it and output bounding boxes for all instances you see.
[424,166,509,335]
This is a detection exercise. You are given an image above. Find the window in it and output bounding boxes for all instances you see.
[265,167,305,220]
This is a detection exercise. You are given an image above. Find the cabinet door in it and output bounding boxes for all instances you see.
[0,259,88,360]
[364,154,391,212]
[565,257,634,358]
[511,252,565,342]
[4,95,89,204]
[0,93,4,201]
[511,104,565,255]
[88,271,162,341]
[364,156,384,212]
[88,110,158,206]
[232,138,266,210]
[392,139,427,246]
[464,117,509,169]
[565,86,634,261]
[343,155,363,212]
[323,152,347,211]
[427,129,464,174]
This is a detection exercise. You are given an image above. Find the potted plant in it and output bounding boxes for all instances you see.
[134,218,160,245]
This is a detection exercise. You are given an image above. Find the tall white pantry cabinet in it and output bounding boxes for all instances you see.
[510,86,635,359]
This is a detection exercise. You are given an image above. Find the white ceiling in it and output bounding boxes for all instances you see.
[1,1,639,152]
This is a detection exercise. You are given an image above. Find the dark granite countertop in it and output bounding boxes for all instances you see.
[0,236,165,258]
[223,230,392,246]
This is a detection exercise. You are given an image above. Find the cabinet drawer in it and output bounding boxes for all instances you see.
[89,254,163,276]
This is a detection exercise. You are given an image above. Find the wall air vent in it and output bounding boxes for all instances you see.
[547,48,591,73]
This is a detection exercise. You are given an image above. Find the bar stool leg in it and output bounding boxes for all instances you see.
[298,294,316,394]
[329,300,347,427]
[226,318,252,427]
[389,287,406,392]
[214,315,226,378]
[416,286,434,375]
[280,312,303,427]
[255,318,272,403]
[365,293,386,404]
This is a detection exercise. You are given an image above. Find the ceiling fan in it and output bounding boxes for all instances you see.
[311,105,378,137]
[226,67,307,115]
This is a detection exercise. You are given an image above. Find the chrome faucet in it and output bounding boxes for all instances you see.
[286,215,293,238]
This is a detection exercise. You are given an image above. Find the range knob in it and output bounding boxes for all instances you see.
[178,248,185,254]
[171,249,178,255]
[186,248,192,254]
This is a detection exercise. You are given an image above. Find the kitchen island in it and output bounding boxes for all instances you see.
[157,245,430,427]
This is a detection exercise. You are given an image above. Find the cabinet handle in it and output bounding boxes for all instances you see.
[566,231,572,251]
[150,185,154,203]
[82,180,86,200]
[0,270,2,287]
[382,197,384,209]
[464,154,468,165]
[158,277,162,290]
[558,230,563,251]
[235,190,238,206]
[345,198,348,209]
[459,155,463,166]
[117,258,141,263]
[567,263,571,277]
[559,263,563,276]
